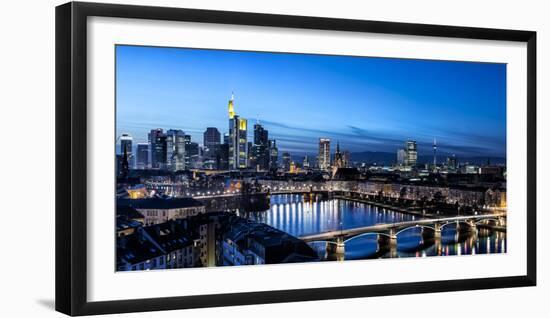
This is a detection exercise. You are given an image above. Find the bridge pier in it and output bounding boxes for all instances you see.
[377,229,397,249]
[389,228,397,247]
[467,220,478,235]
[326,237,345,256]
[385,230,398,258]
[434,223,442,239]
[421,226,437,241]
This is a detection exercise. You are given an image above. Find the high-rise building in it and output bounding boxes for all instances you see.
[120,133,133,156]
[136,143,149,170]
[269,140,278,170]
[446,154,457,169]
[397,149,406,165]
[166,129,186,171]
[203,128,221,170]
[282,152,291,172]
[405,140,418,167]
[120,144,130,178]
[318,138,331,170]
[217,143,230,170]
[246,141,256,168]
[204,127,221,148]
[253,123,268,146]
[148,129,166,170]
[120,133,133,168]
[184,135,200,169]
[250,123,270,171]
[228,94,248,169]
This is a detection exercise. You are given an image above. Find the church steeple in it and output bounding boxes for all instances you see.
[334,141,344,169]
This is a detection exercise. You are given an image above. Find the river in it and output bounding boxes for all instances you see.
[248,194,506,261]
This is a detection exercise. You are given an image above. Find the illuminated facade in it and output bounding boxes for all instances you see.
[397,149,406,165]
[166,129,186,171]
[405,140,418,167]
[318,138,331,170]
[228,94,248,169]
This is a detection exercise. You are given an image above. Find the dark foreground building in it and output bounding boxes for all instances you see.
[220,217,319,265]
[116,211,319,271]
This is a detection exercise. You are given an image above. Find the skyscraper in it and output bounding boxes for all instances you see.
[184,135,200,169]
[120,145,129,178]
[397,149,406,165]
[166,129,186,171]
[203,127,221,148]
[250,123,270,171]
[120,133,133,168]
[405,140,418,167]
[203,127,221,169]
[218,143,229,170]
[148,129,166,170]
[446,154,457,169]
[228,94,248,169]
[269,139,278,170]
[120,133,133,156]
[136,143,149,169]
[318,138,331,170]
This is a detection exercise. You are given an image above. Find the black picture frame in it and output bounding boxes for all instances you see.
[55,1,537,316]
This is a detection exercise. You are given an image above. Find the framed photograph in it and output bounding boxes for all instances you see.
[55,1,536,316]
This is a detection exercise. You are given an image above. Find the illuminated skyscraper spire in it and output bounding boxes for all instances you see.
[228,92,235,119]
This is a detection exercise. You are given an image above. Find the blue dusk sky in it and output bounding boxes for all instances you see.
[116,45,506,158]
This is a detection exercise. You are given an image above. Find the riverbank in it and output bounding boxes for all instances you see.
[333,195,436,218]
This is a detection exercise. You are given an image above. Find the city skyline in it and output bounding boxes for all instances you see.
[116,45,506,158]
[115,44,508,271]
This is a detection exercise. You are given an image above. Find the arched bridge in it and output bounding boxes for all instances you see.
[298,213,506,254]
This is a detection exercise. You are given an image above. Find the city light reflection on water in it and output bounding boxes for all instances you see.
[249,194,506,261]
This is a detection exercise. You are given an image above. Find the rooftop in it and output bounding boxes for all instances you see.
[117,232,164,266]
[118,197,204,210]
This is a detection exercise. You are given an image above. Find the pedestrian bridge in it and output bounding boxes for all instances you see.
[298,213,506,254]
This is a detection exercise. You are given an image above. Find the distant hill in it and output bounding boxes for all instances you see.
[348,151,505,166]
[287,151,505,166]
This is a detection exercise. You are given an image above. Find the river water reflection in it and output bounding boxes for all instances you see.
[249,194,506,260]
